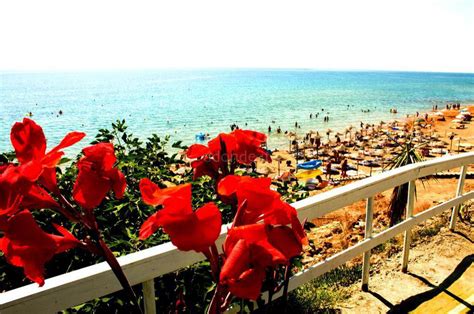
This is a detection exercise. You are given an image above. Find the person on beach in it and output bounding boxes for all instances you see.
[314,175,328,190]
[341,159,348,178]
[268,126,272,133]
[325,160,332,180]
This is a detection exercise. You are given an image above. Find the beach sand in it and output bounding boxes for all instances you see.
[257,104,474,196]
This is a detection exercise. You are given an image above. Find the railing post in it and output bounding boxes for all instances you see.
[142,279,156,314]
[361,196,374,292]
[401,180,416,273]
[449,166,467,231]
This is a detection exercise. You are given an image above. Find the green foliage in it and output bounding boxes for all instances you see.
[0,120,307,312]
[385,134,425,226]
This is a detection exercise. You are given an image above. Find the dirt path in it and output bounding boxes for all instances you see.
[339,217,474,313]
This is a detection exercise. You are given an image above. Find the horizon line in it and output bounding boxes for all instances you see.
[1,66,474,75]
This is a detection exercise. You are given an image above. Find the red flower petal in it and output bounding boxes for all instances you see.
[139,182,222,252]
[226,267,266,300]
[267,226,303,261]
[208,133,237,160]
[21,184,59,210]
[232,129,271,164]
[190,158,219,180]
[0,210,79,286]
[73,143,126,210]
[138,211,163,240]
[139,179,191,209]
[163,202,222,252]
[10,118,47,164]
[186,144,211,159]
[43,131,86,167]
[73,167,111,210]
[111,169,126,199]
[52,223,82,252]
[0,164,42,217]
[17,161,43,182]
[220,239,250,283]
[218,175,271,200]
[220,238,269,300]
[51,131,86,153]
[38,167,58,193]
[82,143,116,170]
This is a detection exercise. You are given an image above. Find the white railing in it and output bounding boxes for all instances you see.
[0,153,473,314]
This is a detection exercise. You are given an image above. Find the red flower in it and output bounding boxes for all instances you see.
[0,210,80,286]
[186,129,271,180]
[10,118,85,192]
[73,143,126,210]
[218,175,307,244]
[217,175,307,300]
[0,163,58,218]
[220,224,302,300]
[219,239,266,300]
[231,129,271,165]
[139,179,222,253]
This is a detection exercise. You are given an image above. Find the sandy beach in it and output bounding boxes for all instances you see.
[255,104,474,196]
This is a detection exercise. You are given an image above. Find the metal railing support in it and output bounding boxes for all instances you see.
[401,180,416,273]
[449,166,467,231]
[361,196,374,291]
[142,279,156,314]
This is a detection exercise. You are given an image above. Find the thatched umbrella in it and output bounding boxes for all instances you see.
[448,132,456,152]
[274,155,286,176]
[326,128,333,141]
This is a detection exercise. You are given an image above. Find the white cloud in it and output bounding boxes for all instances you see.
[0,0,473,72]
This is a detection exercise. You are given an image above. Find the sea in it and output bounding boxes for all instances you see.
[1,69,474,153]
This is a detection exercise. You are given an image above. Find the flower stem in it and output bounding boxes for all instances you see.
[207,284,222,314]
[98,238,143,313]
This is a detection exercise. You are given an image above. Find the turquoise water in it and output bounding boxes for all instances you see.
[1,69,474,152]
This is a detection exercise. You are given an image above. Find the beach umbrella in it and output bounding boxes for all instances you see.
[448,132,456,152]
[274,155,286,176]
[336,145,347,152]
[326,128,333,141]
[359,160,381,176]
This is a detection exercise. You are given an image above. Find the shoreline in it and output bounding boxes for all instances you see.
[253,104,474,191]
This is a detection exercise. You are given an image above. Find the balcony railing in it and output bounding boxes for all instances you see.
[1,152,473,314]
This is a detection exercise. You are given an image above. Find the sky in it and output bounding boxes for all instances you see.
[0,0,473,73]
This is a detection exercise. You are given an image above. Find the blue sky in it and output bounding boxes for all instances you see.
[0,0,473,72]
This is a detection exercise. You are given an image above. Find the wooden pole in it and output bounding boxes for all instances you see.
[449,166,467,231]
[361,196,374,291]
[401,180,416,273]
[142,280,156,314]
